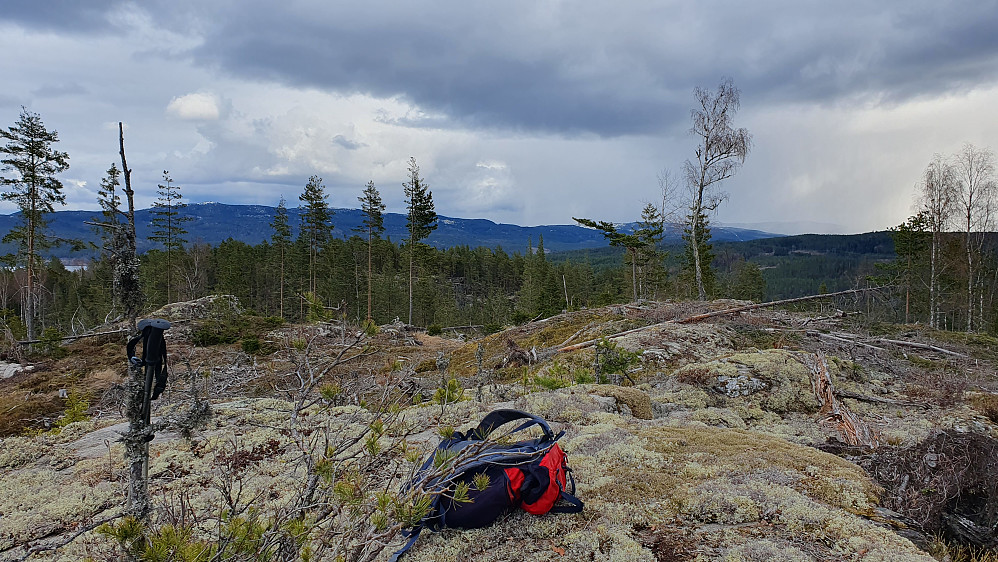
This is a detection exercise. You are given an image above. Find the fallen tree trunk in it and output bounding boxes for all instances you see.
[558,286,887,353]
[870,338,966,358]
[810,331,887,352]
[675,286,886,324]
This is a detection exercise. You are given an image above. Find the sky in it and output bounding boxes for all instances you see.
[2,1,997,235]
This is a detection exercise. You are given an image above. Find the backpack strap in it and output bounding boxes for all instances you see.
[549,469,584,514]
[387,524,424,562]
[468,409,554,442]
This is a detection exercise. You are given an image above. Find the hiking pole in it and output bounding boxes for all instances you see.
[125,318,171,519]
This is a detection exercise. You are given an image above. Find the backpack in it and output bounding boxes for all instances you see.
[389,409,583,561]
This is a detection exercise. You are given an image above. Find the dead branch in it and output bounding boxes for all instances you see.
[16,327,131,345]
[676,286,886,324]
[870,338,967,358]
[810,331,887,352]
[801,309,862,325]
[800,351,879,449]
[10,512,123,561]
[558,287,887,353]
[834,389,925,409]
[558,322,595,348]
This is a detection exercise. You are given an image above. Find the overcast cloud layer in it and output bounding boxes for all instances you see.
[2,0,997,234]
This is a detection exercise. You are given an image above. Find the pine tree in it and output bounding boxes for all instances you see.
[0,108,70,340]
[356,181,385,322]
[148,171,192,303]
[270,196,292,319]
[573,217,646,302]
[298,175,333,297]
[403,157,437,325]
[635,203,666,299]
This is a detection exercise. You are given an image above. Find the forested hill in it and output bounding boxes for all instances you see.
[0,202,779,258]
[552,231,897,301]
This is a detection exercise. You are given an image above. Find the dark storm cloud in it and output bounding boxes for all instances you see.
[135,0,997,138]
[0,0,125,32]
[7,0,998,140]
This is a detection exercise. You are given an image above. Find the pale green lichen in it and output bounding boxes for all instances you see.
[690,407,747,429]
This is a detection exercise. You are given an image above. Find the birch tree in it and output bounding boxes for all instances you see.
[953,143,997,331]
[683,79,752,300]
[918,154,958,329]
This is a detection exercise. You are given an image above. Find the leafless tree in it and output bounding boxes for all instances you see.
[683,78,752,300]
[953,143,997,332]
[918,154,959,329]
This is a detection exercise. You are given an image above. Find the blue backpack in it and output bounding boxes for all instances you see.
[390,409,583,561]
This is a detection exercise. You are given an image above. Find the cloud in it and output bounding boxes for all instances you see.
[121,0,998,139]
[0,0,125,32]
[32,82,88,98]
[166,93,222,120]
[332,134,365,150]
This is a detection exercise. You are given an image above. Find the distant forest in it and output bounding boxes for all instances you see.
[5,224,998,342]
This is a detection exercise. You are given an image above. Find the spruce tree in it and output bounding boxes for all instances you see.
[148,171,191,303]
[298,175,333,297]
[270,196,292,319]
[403,157,437,324]
[0,108,70,340]
[90,163,143,323]
[356,181,385,322]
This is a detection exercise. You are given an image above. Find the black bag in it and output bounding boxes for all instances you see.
[390,409,583,561]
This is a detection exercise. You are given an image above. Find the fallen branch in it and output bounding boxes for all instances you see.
[558,322,596,348]
[675,286,886,324]
[802,309,862,325]
[16,327,131,346]
[442,325,484,331]
[558,287,887,353]
[834,389,925,408]
[10,512,123,561]
[811,331,887,352]
[870,338,967,358]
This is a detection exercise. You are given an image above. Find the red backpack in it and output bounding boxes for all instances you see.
[390,409,583,561]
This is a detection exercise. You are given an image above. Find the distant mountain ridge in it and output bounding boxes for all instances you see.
[0,202,782,258]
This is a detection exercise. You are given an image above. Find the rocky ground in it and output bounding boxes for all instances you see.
[1,299,997,561]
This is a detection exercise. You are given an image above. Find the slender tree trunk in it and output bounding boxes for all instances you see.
[905,253,911,324]
[26,194,35,341]
[630,248,638,302]
[930,230,938,329]
[966,226,974,332]
[279,246,285,319]
[408,243,414,325]
[563,274,569,311]
[119,123,138,331]
[367,229,373,321]
[691,184,707,301]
